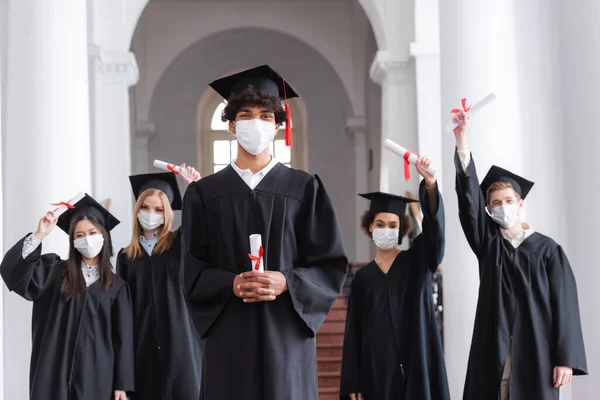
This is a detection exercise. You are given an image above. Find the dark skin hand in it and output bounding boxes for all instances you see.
[233,271,288,303]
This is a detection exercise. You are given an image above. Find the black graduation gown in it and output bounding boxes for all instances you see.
[340,182,450,400]
[181,163,348,400]
[116,231,204,400]
[455,151,588,400]
[0,235,134,400]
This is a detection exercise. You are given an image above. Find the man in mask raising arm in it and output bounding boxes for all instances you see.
[180,65,348,400]
[452,110,587,400]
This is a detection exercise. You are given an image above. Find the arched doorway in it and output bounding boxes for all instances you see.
[144,28,356,252]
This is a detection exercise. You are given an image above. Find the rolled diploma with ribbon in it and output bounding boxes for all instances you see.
[384,139,437,176]
[51,192,85,218]
[249,234,264,273]
[153,159,195,180]
[444,93,497,132]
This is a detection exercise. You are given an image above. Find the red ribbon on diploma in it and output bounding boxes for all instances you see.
[167,164,179,175]
[403,151,416,182]
[451,98,472,114]
[248,246,264,271]
[51,201,75,209]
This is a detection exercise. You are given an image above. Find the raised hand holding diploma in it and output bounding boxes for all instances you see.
[50,192,85,219]
[153,159,198,181]
[415,156,437,189]
[384,139,437,181]
[452,110,471,150]
[34,210,59,241]
[445,93,496,132]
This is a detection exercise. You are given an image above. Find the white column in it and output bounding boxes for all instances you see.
[133,120,156,174]
[410,0,443,191]
[0,0,7,396]
[346,117,370,263]
[88,48,139,252]
[370,51,419,196]
[559,1,600,398]
[439,0,523,398]
[3,1,92,399]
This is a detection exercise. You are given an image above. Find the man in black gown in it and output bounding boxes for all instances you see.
[452,111,587,400]
[181,65,348,400]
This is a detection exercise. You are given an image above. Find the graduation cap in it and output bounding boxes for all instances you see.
[129,172,182,211]
[480,166,534,200]
[209,65,298,146]
[57,194,120,234]
[358,192,419,245]
[359,192,419,216]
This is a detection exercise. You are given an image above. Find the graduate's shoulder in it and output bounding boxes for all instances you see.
[272,165,320,199]
[353,261,378,279]
[110,272,129,292]
[523,231,564,258]
[186,166,241,200]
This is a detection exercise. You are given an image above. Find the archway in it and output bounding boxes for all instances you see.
[146,28,357,254]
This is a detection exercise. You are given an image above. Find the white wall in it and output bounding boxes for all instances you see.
[559,0,600,397]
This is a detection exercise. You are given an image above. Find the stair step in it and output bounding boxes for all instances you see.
[318,371,341,388]
[317,344,343,358]
[316,333,344,345]
[319,386,340,394]
[318,321,346,334]
[318,356,342,373]
[331,297,347,309]
[318,356,343,363]
[319,394,341,400]
[324,308,347,321]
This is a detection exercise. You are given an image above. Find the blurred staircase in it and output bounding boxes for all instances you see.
[316,263,365,400]
[317,296,346,400]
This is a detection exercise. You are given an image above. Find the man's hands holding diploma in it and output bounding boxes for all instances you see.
[233,271,288,303]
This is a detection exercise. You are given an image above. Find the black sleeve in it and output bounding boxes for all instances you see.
[340,276,363,396]
[0,234,61,301]
[454,149,491,259]
[115,250,127,281]
[181,183,237,337]
[411,181,445,273]
[547,246,588,375]
[282,175,349,336]
[112,282,135,392]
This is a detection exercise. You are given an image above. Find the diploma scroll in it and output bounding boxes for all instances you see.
[51,192,85,218]
[384,139,437,176]
[249,234,264,273]
[444,93,497,132]
[153,159,195,180]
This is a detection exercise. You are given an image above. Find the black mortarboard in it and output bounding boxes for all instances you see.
[210,65,298,146]
[57,194,120,234]
[359,192,419,216]
[129,172,182,211]
[480,166,534,200]
[209,65,299,101]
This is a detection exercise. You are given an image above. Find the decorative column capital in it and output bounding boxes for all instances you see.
[370,50,413,85]
[346,117,367,142]
[89,45,139,87]
[135,120,156,141]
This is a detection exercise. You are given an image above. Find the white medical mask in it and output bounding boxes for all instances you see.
[234,119,276,155]
[372,228,399,250]
[488,204,520,228]
[138,210,164,231]
[73,234,105,259]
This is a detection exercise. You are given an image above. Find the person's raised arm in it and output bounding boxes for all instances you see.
[453,111,490,259]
